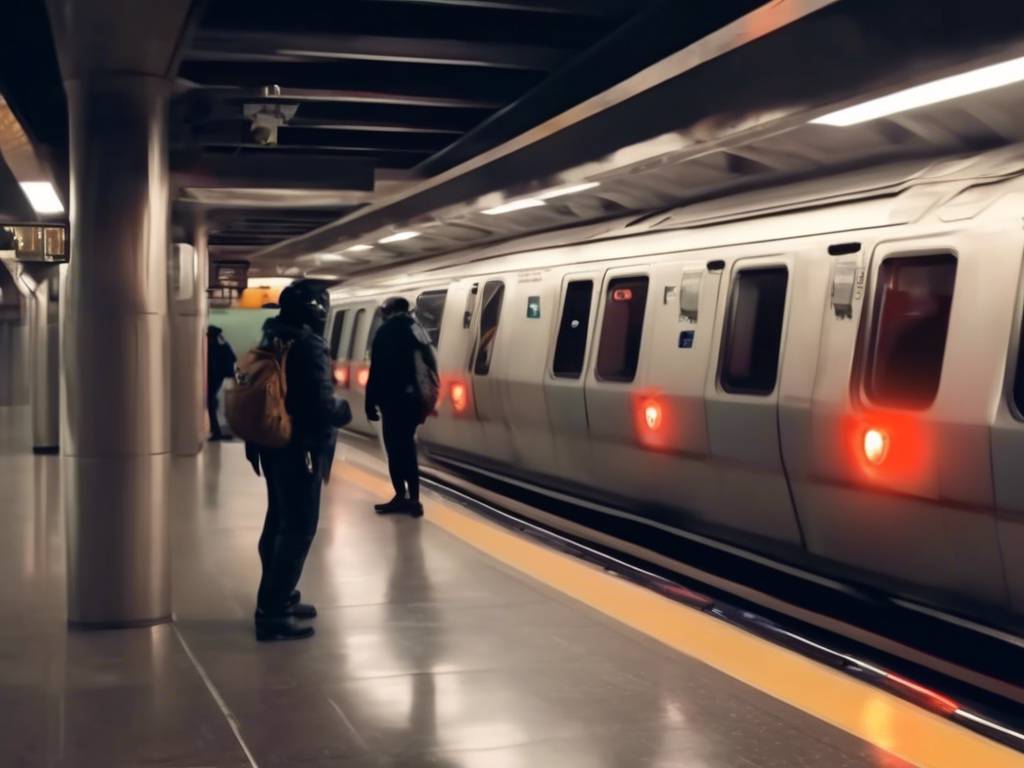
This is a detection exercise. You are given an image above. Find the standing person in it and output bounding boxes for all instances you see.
[206,325,237,441]
[244,282,351,642]
[365,296,438,517]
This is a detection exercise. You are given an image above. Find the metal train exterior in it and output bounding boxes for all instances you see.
[327,148,1024,632]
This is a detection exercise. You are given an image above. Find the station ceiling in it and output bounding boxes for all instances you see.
[5,1,1024,279]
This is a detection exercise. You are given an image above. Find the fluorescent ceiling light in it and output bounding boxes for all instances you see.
[345,243,373,252]
[316,252,352,263]
[305,272,341,280]
[378,231,420,244]
[482,198,546,216]
[19,181,64,214]
[812,55,1024,127]
[535,181,600,200]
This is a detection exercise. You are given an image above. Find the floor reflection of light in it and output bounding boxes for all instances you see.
[861,697,897,753]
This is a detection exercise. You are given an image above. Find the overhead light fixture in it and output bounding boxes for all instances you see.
[305,272,341,280]
[482,198,546,216]
[535,181,600,200]
[812,54,1024,127]
[19,182,64,214]
[345,243,373,252]
[378,231,420,244]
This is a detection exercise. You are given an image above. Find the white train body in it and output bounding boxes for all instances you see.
[328,148,1024,630]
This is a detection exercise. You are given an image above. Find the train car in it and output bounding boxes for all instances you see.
[327,146,1024,633]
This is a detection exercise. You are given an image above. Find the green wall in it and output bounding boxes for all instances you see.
[209,308,276,357]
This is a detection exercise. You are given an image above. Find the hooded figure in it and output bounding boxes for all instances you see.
[206,325,237,440]
[365,296,438,517]
[246,281,351,642]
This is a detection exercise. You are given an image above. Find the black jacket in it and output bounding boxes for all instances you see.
[245,316,351,480]
[207,326,237,384]
[366,314,437,416]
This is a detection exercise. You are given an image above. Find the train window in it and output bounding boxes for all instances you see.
[596,276,649,382]
[365,307,384,359]
[553,280,593,378]
[865,254,956,408]
[721,267,788,395]
[473,281,505,376]
[416,290,447,347]
[346,308,365,361]
[329,310,346,359]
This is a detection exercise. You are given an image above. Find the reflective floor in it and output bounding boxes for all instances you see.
[0,407,912,767]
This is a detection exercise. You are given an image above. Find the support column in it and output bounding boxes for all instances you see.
[26,264,60,453]
[61,76,173,626]
[169,223,209,456]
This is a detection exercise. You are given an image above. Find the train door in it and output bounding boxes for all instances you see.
[703,254,804,547]
[584,266,654,494]
[468,278,515,463]
[544,270,600,484]
[344,304,378,435]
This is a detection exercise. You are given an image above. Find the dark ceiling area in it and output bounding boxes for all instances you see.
[170,0,766,260]
[171,0,654,256]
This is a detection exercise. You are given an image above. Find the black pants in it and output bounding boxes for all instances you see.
[207,380,223,437]
[381,403,420,501]
[257,446,322,615]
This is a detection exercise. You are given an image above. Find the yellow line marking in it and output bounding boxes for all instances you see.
[334,460,1024,768]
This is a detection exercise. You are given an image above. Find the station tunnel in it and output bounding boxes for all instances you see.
[3,1,1024,765]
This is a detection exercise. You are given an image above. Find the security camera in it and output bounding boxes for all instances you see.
[243,100,299,146]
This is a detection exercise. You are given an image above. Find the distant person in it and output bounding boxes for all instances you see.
[207,325,237,441]
[244,283,351,642]
[365,297,438,517]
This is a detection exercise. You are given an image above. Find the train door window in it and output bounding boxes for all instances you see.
[720,267,788,395]
[553,280,593,378]
[365,307,384,359]
[329,310,346,359]
[416,290,448,346]
[473,281,505,375]
[865,254,956,408]
[346,308,366,360]
[596,276,649,382]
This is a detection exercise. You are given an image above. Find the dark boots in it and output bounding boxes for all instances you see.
[255,590,317,642]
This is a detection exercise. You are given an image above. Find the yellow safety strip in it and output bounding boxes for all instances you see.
[334,460,1024,768]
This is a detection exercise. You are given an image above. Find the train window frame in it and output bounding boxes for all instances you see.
[415,289,448,347]
[719,265,789,396]
[595,275,650,383]
[473,280,505,376]
[328,310,347,359]
[862,252,958,410]
[552,279,594,379]
[346,308,366,361]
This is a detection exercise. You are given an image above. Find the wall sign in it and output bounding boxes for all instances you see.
[678,330,695,349]
[527,295,541,318]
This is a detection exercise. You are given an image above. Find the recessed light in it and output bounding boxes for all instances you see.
[812,55,1024,127]
[378,231,420,244]
[482,198,546,216]
[19,182,64,214]
[535,181,600,200]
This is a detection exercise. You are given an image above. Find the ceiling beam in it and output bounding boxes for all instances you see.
[178,84,507,110]
[190,124,454,152]
[362,0,633,15]
[187,30,568,70]
[171,151,375,190]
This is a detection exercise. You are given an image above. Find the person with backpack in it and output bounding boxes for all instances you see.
[231,282,351,642]
[206,325,237,440]
[365,296,439,518]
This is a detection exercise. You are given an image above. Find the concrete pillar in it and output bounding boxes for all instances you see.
[25,264,60,453]
[169,225,209,456]
[46,0,193,626]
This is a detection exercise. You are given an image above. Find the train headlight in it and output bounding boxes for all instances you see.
[450,382,468,414]
[642,400,662,432]
[334,363,350,388]
[863,427,889,465]
[356,367,369,388]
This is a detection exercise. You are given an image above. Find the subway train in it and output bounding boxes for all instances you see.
[326,146,1024,633]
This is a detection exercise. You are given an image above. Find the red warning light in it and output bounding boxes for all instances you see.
[334,363,350,388]
[450,382,469,414]
[612,288,633,302]
[863,427,889,465]
[356,367,370,388]
[642,400,662,432]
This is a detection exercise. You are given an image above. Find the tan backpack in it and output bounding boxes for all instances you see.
[225,339,293,447]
